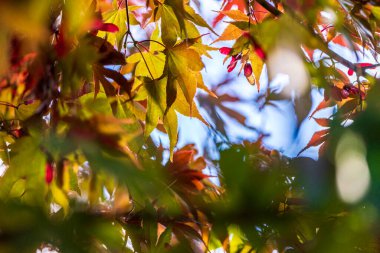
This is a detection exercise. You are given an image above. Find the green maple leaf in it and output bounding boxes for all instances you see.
[159,4,181,47]
[164,0,186,40]
[184,5,217,35]
[144,77,167,139]
[144,77,178,160]
[163,108,178,161]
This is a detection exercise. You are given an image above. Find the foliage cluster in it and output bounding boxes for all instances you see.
[1,0,380,252]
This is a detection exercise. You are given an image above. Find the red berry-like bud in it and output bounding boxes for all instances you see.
[350,86,360,95]
[45,163,54,184]
[340,89,350,99]
[244,63,253,77]
[219,47,232,55]
[347,68,354,76]
[343,84,359,95]
[24,99,34,105]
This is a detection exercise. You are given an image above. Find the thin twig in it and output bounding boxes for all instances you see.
[138,39,166,49]
[0,101,20,109]
[124,0,155,80]
[255,0,359,72]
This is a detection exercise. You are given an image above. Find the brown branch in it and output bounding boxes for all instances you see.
[138,39,166,49]
[255,0,359,72]
[0,101,21,109]
[255,0,282,17]
[124,0,155,80]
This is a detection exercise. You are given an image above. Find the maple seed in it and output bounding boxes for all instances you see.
[244,63,253,77]
[219,47,232,55]
[227,56,239,72]
[227,54,242,72]
[227,60,237,72]
[45,163,54,184]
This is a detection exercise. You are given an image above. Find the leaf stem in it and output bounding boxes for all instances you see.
[124,0,155,80]
[125,0,131,33]
[134,44,155,79]
[0,101,20,109]
[138,39,166,49]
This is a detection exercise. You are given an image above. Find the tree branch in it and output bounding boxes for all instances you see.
[124,0,155,80]
[254,0,361,73]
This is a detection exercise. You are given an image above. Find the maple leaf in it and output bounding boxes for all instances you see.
[158,4,182,47]
[172,82,207,125]
[97,5,142,49]
[218,9,250,22]
[212,0,247,27]
[212,24,243,44]
[143,77,179,160]
[313,117,332,128]
[248,45,264,91]
[163,109,178,161]
[167,40,204,110]
[93,65,133,99]
[167,146,209,193]
[144,77,167,139]
[184,5,217,35]
[164,0,187,38]
[309,99,334,119]
[127,51,166,79]
[86,34,126,66]
[143,72,206,160]
[298,129,329,156]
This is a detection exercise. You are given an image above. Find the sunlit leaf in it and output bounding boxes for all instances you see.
[212,23,243,43]
[127,51,166,79]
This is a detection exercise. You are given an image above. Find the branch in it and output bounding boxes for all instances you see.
[255,0,282,17]
[254,0,359,73]
[138,39,166,49]
[125,0,131,33]
[124,0,155,80]
[0,101,27,109]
